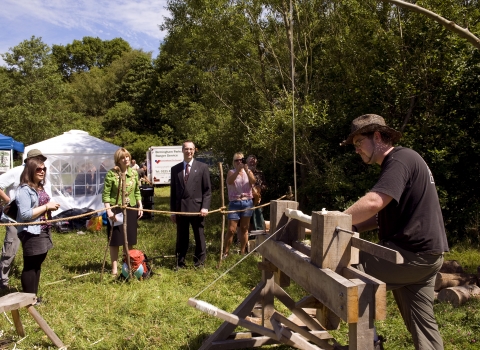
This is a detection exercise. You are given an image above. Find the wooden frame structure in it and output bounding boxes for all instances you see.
[189,200,404,349]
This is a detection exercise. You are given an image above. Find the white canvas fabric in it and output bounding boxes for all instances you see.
[23,130,119,214]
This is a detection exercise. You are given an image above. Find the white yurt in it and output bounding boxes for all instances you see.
[23,130,120,214]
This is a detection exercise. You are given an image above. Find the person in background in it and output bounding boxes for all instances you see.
[16,154,60,300]
[223,153,256,258]
[0,149,48,290]
[137,163,152,186]
[102,148,143,275]
[131,159,139,171]
[342,114,448,350]
[170,141,212,269]
[247,155,267,231]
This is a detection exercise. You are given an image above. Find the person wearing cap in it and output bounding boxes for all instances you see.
[342,114,448,350]
[0,149,48,290]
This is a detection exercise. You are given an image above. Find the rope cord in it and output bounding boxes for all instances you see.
[0,205,120,227]
[0,194,290,227]
[193,221,288,299]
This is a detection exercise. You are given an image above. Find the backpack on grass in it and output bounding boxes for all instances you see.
[121,249,152,280]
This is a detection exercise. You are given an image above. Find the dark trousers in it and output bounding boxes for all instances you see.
[358,241,444,350]
[176,215,206,267]
[21,253,48,294]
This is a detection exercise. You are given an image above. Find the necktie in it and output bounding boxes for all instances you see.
[185,164,190,182]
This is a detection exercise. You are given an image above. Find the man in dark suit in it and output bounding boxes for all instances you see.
[170,141,212,268]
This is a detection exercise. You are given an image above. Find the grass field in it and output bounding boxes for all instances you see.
[0,186,478,349]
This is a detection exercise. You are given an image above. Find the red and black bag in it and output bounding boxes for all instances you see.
[122,249,152,279]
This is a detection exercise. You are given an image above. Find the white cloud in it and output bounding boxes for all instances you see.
[1,0,170,40]
[0,0,172,64]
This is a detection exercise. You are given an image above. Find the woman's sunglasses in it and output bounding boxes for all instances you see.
[36,167,47,173]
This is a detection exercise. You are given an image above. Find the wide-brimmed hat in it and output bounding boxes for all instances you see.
[340,114,402,146]
[24,149,47,163]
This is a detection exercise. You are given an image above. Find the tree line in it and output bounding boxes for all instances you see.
[1,0,479,242]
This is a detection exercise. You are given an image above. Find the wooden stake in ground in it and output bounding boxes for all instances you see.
[121,171,132,279]
[217,162,225,268]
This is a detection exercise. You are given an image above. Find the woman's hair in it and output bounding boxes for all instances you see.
[20,158,45,188]
[114,148,132,168]
[232,152,244,168]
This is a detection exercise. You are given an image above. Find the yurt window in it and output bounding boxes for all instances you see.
[49,158,73,197]
[74,160,97,197]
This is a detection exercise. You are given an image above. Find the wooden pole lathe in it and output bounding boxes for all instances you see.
[191,200,396,349]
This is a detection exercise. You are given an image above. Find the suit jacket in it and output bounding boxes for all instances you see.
[170,160,212,213]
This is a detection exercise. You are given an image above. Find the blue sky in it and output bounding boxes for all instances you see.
[0,0,170,65]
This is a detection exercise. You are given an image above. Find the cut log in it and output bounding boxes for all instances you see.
[439,260,464,273]
[434,272,477,291]
[437,285,480,307]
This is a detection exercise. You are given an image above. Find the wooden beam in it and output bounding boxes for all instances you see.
[274,321,322,350]
[343,266,387,320]
[311,211,353,273]
[273,284,324,331]
[210,336,278,349]
[188,298,304,348]
[198,281,266,349]
[269,200,298,242]
[292,241,311,257]
[11,309,25,337]
[348,279,375,350]
[256,236,358,322]
[315,303,341,330]
[257,261,278,272]
[0,292,36,312]
[272,312,335,349]
[351,232,360,265]
[296,295,323,309]
[351,237,404,264]
[261,260,275,327]
[26,306,65,348]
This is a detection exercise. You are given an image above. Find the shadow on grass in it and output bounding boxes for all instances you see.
[181,332,212,350]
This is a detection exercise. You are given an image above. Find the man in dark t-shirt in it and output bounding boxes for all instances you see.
[342,114,448,350]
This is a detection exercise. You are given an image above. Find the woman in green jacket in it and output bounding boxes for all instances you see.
[102,148,143,275]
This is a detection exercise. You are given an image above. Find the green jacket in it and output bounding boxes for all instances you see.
[102,167,141,206]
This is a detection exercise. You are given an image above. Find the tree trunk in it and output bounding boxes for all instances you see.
[437,285,480,307]
[434,272,477,291]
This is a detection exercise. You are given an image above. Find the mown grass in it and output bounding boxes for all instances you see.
[0,186,478,349]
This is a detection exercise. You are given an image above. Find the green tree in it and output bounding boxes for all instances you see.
[0,36,77,144]
[52,37,132,80]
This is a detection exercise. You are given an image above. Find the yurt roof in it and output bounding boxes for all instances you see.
[23,130,119,157]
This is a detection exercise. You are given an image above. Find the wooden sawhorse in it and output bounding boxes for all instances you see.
[0,292,65,348]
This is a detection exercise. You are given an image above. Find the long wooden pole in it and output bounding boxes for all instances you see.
[218,162,225,268]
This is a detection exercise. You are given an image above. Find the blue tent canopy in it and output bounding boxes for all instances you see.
[0,133,24,153]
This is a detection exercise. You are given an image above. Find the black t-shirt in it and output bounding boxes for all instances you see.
[371,147,449,254]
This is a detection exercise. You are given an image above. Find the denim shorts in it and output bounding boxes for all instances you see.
[228,199,254,220]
